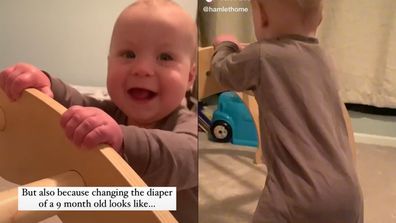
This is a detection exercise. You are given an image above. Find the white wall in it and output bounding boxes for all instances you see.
[0,0,197,86]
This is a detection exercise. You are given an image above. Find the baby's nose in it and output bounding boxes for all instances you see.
[131,60,154,77]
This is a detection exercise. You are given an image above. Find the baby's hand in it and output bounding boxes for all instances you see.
[213,34,241,49]
[60,106,123,154]
[0,63,53,100]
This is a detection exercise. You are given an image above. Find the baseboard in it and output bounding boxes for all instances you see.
[354,133,396,148]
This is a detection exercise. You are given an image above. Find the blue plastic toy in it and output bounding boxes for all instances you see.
[210,91,258,147]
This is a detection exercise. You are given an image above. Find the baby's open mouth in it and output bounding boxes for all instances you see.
[127,88,157,101]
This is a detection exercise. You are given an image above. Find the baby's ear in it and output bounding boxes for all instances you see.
[187,63,196,89]
[257,1,269,28]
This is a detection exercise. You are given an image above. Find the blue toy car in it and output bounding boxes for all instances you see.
[210,91,258,147]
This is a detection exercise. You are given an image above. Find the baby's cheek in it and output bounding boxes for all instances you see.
[107,73,124,91]
[108,72,123,86]
[165,87,186,108]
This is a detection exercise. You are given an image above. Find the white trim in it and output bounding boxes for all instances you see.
[354,133,396,148]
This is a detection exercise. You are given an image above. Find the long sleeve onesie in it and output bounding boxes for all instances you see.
[48,76,197,223]
[211,35,363,223]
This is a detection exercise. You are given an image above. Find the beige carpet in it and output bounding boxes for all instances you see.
[199,132,396,223]
[1,132,395,222]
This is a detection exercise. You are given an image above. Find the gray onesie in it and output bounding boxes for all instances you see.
[211,35,363,223]
[48,76,198,223]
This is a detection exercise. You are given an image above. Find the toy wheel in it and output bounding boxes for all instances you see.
[211,121,232,143]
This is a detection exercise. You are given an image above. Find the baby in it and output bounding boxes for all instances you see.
[211,0,363,222]
[0,0,197,222]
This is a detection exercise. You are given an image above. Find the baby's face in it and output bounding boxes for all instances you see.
[107,5,196,128]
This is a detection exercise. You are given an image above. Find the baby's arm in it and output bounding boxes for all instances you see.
[51,76,197,189]
[0,63,109,109]
[211,40,261,92]
[213,34,243,49]
[120,111,197,190]
[48,75,112,109]
[0,65,123,151]
[60,105,123,153]
[47,77,126,153]
[0,63,53,100]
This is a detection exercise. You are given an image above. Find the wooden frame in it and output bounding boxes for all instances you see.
[0,89,177,223]
[198,46,264,164]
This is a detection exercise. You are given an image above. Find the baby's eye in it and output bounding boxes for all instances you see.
[122,51,136,59]
[158,53,173,61]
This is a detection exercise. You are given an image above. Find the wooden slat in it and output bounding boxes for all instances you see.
[236,92,265,165]
[198,46,228,100]
[0,171,84,223]
[0,89,177,223]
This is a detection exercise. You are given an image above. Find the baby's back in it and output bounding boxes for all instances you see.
[252,35,363,223]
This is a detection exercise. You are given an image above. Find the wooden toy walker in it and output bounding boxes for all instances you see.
[198,46,265,164]
[0,89,177,223]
